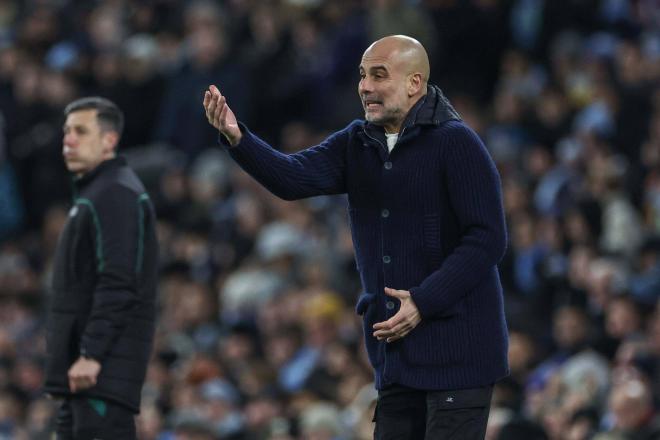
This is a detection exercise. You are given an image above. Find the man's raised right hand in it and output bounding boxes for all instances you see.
[203,85,242,146]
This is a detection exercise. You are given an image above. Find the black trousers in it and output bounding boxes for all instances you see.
[55,397,136,440]
[373,383,493,440]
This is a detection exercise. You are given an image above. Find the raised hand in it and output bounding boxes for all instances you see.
[203,84,242,146]
[372,287,422,343]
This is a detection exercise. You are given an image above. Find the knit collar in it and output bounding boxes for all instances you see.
[364,84,461,138]
[411,84,461,127]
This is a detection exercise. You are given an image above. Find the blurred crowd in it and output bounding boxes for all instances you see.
[0,0,659,439]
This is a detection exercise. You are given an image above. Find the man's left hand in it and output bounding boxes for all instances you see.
[68,356,102,393]
[373,287,421,343]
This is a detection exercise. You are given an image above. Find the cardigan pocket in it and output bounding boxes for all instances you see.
[355,292,376,315]
[401,316,466,366]
[423,213,443,271]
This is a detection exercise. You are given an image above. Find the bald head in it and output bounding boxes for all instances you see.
[364,35,430,85]
[358,35,430,133]
[610,380,653,429]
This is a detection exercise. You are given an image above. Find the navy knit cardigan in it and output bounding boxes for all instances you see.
[220,85,509,391]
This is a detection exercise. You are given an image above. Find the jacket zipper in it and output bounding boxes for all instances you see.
[363,130,387,155]
[364,125,410,156]
[395,126,409,151]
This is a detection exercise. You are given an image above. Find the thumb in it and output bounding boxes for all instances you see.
[384,287,408,299]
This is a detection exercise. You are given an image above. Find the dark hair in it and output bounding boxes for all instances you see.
[64,96,124,137]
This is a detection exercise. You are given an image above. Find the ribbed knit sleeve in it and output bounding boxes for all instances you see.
[221,123,350,200]
[410,122,507,319]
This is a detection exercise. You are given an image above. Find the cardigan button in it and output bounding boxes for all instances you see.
[382,255,391,263]
[386,301,395,310]
[381,209,390,218]
[384,161,392,170]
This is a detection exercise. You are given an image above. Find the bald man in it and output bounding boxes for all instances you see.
[608,380,660,438]
[204,35,508,439]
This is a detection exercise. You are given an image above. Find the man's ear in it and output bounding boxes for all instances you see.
[102,131,119,154]
[408,73,423,96]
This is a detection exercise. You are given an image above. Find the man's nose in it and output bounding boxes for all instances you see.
[359,78,372,94]
[63,133,76,145]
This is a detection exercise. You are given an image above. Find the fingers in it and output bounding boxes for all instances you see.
[204,90,216,119]
[384,332,405,343]
[204,90,216,122]
[386,320,415,342]
[204,85,223,127]
[203,90,210,107]
[373,318,413,342]
[372,290,420,342]
[204,86,231,131]
[373,315,406,341]
[216,96,228,127]
[373,327,409,342]
[384,287,409,299]
[210,90,222,119]
[68,373,96,393]
[373,315,399,330]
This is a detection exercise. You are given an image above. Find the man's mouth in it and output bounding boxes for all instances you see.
[364,99,382,110]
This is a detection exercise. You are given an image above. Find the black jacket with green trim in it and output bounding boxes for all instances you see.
[44,156,158,412]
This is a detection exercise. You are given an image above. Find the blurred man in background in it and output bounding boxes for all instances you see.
[44,97,158,439]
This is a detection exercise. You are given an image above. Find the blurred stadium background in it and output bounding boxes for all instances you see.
[0,0,659,439]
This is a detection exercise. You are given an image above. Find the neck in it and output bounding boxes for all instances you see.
[75,154,117,178]
[384,92,427,134]
[383,119,403,134]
